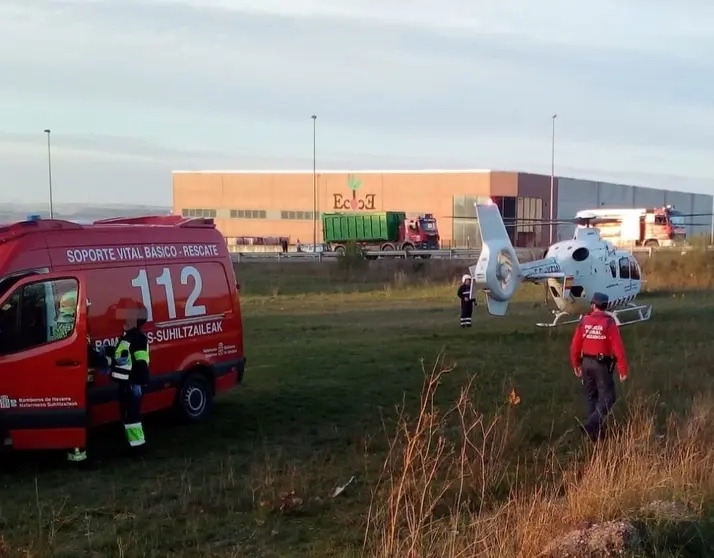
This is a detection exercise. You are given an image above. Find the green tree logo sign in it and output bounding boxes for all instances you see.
[347,174,362,210]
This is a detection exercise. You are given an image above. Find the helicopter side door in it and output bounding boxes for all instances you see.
[617,255,634,304]
[628,255,642,296]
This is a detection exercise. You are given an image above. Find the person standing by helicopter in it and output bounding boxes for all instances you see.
[569,292,629,442]
[457,274,476,327]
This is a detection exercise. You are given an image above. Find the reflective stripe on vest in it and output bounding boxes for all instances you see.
[114,340,132,370]
[133,348,150,364]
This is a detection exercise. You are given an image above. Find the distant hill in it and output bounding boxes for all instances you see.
[0,203,172,224]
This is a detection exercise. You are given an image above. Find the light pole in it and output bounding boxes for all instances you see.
[549,114,557,244]
[44,129,54,219]
[311,114,317,249]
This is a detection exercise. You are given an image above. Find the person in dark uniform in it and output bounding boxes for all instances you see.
[109,305,150,454]
[457,274,476,327]
[570,292,629,441]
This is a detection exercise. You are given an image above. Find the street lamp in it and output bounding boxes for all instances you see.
[311,114,317,249]
[549,114,557,244]
[44,129,54,219]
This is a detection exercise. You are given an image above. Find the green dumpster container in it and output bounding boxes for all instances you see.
[322,212,406,243]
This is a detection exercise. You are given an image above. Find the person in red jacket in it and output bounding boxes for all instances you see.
[570,292,629,441]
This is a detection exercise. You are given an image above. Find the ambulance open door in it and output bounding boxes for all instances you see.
[0,272,89,451]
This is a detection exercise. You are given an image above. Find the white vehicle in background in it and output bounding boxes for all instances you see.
[296,242,329,253]
[574,206,686,248]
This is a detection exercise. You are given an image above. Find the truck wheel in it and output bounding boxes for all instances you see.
[335,245,346,255]
[176,373,214,424]
[644,239,659,248]
[401,243,414,259]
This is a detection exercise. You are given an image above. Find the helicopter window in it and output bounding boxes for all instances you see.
[572,247,589,261]
[619,257,630,279]
[609,260,617,278]
[630,258,641,280]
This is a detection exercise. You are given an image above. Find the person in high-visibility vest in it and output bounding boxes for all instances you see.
[110,305,150,453]
[53,290,78,340]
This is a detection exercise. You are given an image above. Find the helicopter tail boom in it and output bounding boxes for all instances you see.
[519,258,564,282]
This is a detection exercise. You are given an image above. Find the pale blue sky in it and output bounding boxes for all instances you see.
[1,0,713,206]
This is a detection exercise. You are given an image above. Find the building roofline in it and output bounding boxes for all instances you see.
[171,169,494,174]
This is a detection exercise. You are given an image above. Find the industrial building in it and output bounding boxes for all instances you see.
[172,170,713,249]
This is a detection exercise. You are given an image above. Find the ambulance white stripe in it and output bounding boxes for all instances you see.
[155,313,226,328]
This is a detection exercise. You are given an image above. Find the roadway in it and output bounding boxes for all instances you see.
[229,246,695,263]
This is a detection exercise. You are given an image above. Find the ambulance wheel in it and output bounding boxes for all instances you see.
[176,373,213,423]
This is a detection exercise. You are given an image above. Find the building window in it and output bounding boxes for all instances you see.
[451,196,492,248]
[515,197,543,233]
[280,211,315,220]
[513,197,544,248]
[230,209,267,219]
[182,208,217,218]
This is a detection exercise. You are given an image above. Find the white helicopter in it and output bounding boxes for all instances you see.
[467,201,653,327]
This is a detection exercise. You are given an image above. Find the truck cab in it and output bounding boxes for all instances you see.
[645,206,686,246]
[404,214,440,250]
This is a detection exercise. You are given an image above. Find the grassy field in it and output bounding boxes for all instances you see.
[1,252,714,557]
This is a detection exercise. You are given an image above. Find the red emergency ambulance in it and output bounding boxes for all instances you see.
[0,215,245,453]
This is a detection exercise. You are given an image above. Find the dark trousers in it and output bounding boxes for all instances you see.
[460,302,473,327]
[118,383,142,425]
[581,357,617,440]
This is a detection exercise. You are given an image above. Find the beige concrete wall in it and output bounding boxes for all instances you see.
[172,171,498,245]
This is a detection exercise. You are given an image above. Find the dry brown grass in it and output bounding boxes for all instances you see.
[640,249,714,291]
[364,358,714,558]
[235,248,714,297]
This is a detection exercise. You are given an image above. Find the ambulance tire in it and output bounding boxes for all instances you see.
[175,372,214,424]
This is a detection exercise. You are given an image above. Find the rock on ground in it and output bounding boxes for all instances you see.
[540,520,642,558]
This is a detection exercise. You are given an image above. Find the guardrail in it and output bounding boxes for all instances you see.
[231,248,541,263]
[230,245,714,263]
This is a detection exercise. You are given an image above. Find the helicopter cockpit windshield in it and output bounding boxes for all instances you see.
[629,256,641,280]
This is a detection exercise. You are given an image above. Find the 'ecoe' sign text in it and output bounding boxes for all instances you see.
[64,244,220,264]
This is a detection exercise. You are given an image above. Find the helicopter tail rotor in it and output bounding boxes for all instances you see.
[468,203,522,316]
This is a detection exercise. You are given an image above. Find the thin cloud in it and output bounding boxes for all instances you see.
[0,0,713,203]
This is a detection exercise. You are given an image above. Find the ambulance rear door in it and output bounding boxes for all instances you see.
[0,271,89,450]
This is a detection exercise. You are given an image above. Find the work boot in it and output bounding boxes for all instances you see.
[66,448,88,463]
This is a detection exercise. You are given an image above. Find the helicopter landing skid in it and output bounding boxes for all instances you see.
[609,303,653,326]
[536,311,582,328]
[535,303,653,328]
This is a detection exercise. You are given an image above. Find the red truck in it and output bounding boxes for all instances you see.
[0,214,246,454]
[322,211,440,257]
